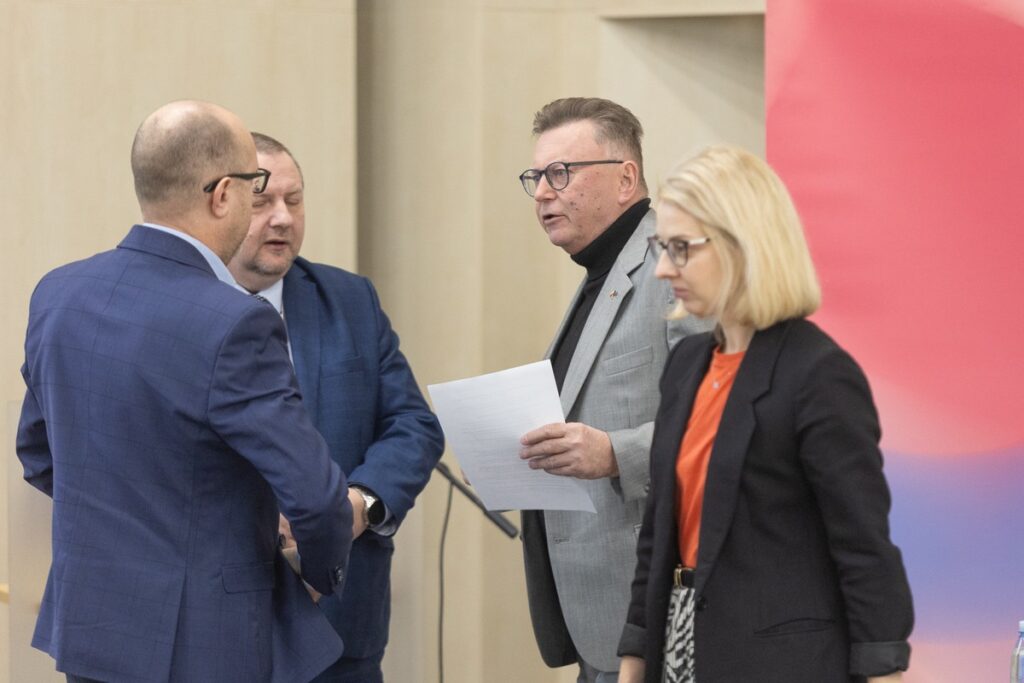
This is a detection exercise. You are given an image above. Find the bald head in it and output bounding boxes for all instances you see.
[131,100,253,213]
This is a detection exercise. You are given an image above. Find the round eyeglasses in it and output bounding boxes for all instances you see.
[647,235,712,268]
[518,160,623,197]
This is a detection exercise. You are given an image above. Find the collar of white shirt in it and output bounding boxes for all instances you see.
[253,278,285,317]
[141,222,242,291]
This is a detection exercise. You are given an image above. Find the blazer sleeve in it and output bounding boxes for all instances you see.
[207,305,353,596]
[608,422,655,502]
[609,316,709,502]
[16,364,54,497]
[618,482,657,657]
[344,278,445,532]
[795,345,914,676]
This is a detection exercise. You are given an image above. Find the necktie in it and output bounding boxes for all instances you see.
[250,293,292,364]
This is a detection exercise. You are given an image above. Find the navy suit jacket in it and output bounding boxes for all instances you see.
[282,257,444,658]
[620,319,913,681]
[17,226,353,683]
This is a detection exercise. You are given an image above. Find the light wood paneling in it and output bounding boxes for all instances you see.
[599,0,765,18]
[600,14,766,190]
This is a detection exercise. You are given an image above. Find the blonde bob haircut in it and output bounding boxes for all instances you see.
[660,145,820,329]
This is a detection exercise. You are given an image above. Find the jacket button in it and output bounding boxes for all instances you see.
[696,596,708,611]
[643,482,651,493]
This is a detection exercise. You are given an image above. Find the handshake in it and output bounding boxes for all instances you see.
[278,486,371,603]
[277,513,320,603]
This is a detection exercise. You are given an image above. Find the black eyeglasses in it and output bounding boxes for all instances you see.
[647,236,712,268]
[202,168,271,194]
[518,160,623,197]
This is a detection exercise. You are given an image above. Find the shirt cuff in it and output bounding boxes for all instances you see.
[352,485,397,537]
[371,507,397,537]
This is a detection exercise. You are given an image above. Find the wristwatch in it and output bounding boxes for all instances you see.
[355,487,386,528]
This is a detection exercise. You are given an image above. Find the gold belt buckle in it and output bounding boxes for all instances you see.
[673,565,694,587]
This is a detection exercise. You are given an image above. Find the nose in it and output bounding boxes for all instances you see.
[533,174,556,202]
[653,249,679,279]
[268,198,293,230]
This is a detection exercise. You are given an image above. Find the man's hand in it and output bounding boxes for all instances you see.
[278,513,295,549]
[348,488,367,540]
[519,422,617,479]
[617,655,645,682]
[277,515,321,603]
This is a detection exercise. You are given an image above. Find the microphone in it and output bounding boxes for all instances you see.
[433,462,519,539]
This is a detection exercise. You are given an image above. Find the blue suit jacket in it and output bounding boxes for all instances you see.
[282,257,444,659]
[17,226,354,682]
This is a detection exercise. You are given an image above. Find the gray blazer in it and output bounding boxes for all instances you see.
[522,209,710,672]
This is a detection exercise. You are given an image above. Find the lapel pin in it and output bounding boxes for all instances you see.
[609,290,618,298]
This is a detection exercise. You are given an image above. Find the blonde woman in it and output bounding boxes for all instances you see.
[617,146,913,683]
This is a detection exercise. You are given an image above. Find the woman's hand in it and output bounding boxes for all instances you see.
[618,655,646,683]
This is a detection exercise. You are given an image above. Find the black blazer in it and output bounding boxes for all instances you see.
[618,319,913,682]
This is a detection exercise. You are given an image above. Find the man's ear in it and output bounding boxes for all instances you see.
[208,178,232,219]
[618,160,641,203]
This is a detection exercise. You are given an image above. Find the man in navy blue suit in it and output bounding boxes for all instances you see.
[227,132,444,682]
[17,101,354,683]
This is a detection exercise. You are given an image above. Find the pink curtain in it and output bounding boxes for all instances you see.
[766,0,1024,680]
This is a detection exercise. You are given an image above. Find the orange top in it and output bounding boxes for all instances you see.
[676,347,745,568]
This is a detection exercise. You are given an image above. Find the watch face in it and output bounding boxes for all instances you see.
[367,499,386,526]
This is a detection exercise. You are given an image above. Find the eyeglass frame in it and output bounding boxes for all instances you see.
[647,235,712,268]
[202,168,271,194]
[518,159,624,197]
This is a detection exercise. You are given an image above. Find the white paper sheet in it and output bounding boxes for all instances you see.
[427,360,596,512]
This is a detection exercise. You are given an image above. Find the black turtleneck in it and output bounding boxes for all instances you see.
[550,198,651,391]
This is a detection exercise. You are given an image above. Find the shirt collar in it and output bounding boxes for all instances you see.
[253,278,285,316]
[141,222,244,291]
[571,198,651,279]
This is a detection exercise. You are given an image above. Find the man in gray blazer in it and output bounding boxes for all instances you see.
[517,98,708,682]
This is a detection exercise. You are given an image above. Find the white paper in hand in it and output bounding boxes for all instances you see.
[427,360,596,512]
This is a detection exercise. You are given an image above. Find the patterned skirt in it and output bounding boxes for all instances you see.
[662,566,696,683]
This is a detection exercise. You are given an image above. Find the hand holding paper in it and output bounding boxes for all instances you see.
[520,421,617,479]
[427,361,596,512]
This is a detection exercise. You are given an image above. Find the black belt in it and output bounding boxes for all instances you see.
[673,565,695,588]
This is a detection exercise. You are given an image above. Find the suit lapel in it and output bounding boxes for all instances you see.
[282,268,321,418]
[557,210,654,418]
[655,338,715,506]
[694,321,791,594]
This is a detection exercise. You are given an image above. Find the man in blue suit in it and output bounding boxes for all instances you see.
[17,101,354,683]
[227,132,445,682]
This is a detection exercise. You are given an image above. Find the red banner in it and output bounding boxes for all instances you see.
[767,0,1024,679]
